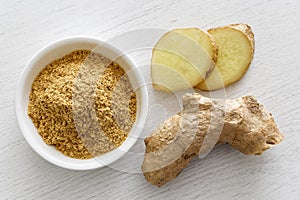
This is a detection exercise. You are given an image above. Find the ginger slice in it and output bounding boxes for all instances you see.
[151,28,218,92]
[196,24,254,91]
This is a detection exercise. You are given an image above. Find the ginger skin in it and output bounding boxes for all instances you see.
[142,93,283,187]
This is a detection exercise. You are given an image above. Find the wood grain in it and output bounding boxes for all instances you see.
[1,0,300,199]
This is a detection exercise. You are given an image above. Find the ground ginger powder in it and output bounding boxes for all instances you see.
[28,50,137,159]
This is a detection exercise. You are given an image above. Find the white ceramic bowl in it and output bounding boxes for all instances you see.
[16,36,148,170]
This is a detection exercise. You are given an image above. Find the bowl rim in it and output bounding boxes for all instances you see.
[15,36,149,170]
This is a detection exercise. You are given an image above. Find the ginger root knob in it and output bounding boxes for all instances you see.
[142,93,283,187]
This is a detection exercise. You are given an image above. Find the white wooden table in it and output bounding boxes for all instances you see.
[1,0,299,199]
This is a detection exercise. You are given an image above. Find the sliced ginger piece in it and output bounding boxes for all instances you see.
[196,24,254,91]
[151,28,218,92]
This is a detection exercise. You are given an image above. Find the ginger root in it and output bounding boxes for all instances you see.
[142,93,283,187]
